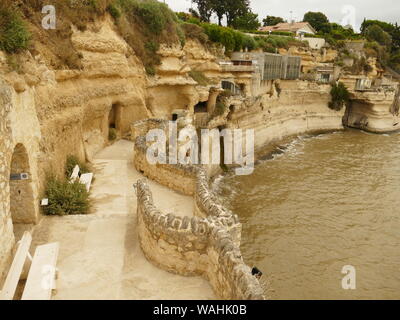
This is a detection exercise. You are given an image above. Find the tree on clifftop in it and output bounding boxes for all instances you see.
[193,0,250,27]
[303,11,330,33]
[262,15,285,27]
[365,24,392,47]
[231,11,261,30]
[192,0,213,22]
[225,0,250,27]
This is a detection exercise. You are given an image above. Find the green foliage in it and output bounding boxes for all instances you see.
[111,0,182,75]
[0,5,30,53]
[201,23,237,52]
[44,177,90,216]
[254,35,303,52]
[193,0,251,27]
[65,156,89,179]
[131,0,177,34]
[189,70,210,86]
[242,35,257,51]
[231,12,261,31]
[262,16,285,27]
[365,25,392,47]
[246,30,294,37]
[176,24,186,47]
[303,11,330,32]
[145,65,156,76]
[192,0,213,22]
[107,3,121,19]
[181,23,208,43]
[329,82,350,111]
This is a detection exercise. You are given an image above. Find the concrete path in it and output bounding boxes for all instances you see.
[32,140,214,300]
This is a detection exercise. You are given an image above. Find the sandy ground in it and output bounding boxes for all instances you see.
[31,140,214,300]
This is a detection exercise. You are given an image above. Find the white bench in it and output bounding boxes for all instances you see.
[79,173,93,192]
[0,232,59,300]
[69,165,93,192]
[69,165,80,183]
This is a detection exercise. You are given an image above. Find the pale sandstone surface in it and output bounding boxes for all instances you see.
[31,140,214,300]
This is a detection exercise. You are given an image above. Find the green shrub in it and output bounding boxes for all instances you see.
[44,177,90,216]
[107,3,122,19]
[181,23,208,44]
[242,35,257,51]
[112,0,182,76]
[65,155,89,179]
[145,65,156,76]
[0,5,30,53]
[201,23,250,52]
[131,0,177,34]
[329,82,350,111]
[176,24,186,47]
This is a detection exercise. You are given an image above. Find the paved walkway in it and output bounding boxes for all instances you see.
[32,140,214,300]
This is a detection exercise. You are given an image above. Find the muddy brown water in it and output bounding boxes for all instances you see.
[214,129,400,300]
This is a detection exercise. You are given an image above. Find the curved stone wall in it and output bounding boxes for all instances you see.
[131,85,346,300]
[135,180,264,300]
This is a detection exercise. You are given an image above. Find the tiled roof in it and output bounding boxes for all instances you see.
[259,22,316,34]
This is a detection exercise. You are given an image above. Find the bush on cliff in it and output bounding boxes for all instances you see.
[0,4,30,53]
[44,177,91,216]
[329,82,350,111]
[110,0,183,74]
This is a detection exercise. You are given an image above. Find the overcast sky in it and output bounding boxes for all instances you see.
[164,0,400,31]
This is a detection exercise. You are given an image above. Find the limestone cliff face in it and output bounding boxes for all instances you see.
[345,88,400,133]
[0,81,15,281]
[223,80,345,152]
[0,16,228,279]
[146,40,224,118]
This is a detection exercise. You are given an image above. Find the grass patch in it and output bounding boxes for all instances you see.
[181,22,208,44]
[43,177,91,216]
[0,4,30,53]
[112,0,182,75]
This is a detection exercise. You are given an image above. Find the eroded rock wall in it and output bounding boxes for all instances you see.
[345,89,400,133]
[0,82,15,282]
[226,80,346,151]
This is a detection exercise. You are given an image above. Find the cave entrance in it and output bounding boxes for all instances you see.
[108,104,122,130]
[194,101,208,113]
[9,144,36,239]
[108,104,122,140]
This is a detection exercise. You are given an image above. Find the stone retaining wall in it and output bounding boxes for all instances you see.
[135,180,264,300]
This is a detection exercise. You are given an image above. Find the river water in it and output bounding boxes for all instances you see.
[214,129,400,300]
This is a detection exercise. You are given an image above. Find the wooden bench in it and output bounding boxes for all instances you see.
[0,232,59,300]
